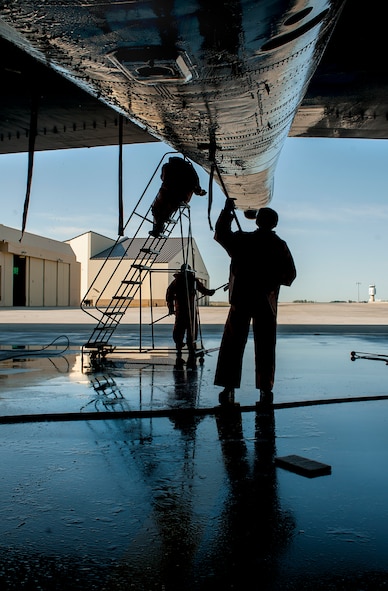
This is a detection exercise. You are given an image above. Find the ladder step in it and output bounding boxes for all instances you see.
[84,341,111,348]
[140,248,160,255]
[83,194,194,355]
[148,232,168,239]
[132,264,152,270]
[93,383,110,391]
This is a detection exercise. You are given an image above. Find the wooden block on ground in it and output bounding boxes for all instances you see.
[275,454,331,478]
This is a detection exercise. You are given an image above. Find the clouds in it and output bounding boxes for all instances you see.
[279,203,388,228]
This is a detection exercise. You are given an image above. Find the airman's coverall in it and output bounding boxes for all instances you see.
[150,157,206,237]
[214,205,296,394]
[166,268,215,357]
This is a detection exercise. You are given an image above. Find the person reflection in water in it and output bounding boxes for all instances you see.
[214,200,296,407]
[168,362,205,437]
[214,406,295,587]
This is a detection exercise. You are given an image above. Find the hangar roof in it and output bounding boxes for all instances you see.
[92,236,192,265]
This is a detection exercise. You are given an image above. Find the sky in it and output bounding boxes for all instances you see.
[1,136,388,303]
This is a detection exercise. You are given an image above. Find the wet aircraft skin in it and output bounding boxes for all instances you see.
[0,0,346,210]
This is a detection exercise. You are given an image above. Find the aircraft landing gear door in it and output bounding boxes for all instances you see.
[13,254,26,306]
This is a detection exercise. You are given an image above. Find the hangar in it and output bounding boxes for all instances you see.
[0,224,80,307]
[0,225,211,309]
[67,231,211,308]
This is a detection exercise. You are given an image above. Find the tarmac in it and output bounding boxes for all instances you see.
[2,300,388,325]
[0,303,388,590]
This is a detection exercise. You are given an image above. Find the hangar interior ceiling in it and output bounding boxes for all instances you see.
[290,0,388,140]
[0,36,158,155]
[1,0,388,157]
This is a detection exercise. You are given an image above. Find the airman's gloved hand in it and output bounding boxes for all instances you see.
[224,198,236,213]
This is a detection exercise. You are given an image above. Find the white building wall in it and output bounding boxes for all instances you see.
[67,231,211,308]
[86,258,171,306]
[85,250,210,307]
[66,232,115,301]
[0,225,80,307]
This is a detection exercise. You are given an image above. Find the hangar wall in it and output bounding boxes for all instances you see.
[0,224,80,307]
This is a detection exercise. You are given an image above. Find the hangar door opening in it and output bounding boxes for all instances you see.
[13,255,26,306]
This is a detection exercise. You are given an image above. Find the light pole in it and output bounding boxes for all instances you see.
[356,282,361,302]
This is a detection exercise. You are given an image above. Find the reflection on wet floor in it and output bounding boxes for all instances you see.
[0,329,388,589]
[1,328,388,416]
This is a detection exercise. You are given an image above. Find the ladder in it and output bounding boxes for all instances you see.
[81,152,196,360]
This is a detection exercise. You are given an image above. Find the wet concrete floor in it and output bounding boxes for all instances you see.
[0,321,388,590]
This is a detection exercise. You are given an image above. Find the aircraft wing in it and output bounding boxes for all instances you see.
[1,1,382,211]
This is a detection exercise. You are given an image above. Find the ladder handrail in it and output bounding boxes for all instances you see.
[81,151,206,357]
[80,150,180,319]
[83,209,199,353]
